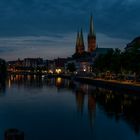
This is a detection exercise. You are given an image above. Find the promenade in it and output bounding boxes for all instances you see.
[74,76,140,92]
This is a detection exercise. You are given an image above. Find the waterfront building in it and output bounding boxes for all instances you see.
[48,58,67,74]
[23,58,43,67]
[48,60,55,74]
[65,58,92,74]
[54,58,67,74]
[8,59,24,72]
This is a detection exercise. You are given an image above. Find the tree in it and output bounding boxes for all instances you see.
[111,48,122,74]
[0,59,7,80]
[67,63,76,73]
[94,49,114,73]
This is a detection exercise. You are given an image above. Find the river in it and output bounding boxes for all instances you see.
[0,75,140,140]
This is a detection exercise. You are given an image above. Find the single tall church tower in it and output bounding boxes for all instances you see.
[88,15,96,53]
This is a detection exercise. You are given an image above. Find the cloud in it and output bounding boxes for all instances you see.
[0,0,139,39]
[0,33,76,60]
[96,33,129,49]
[0,0,140,60]
[94,0,140,38]
[0,32,129,60]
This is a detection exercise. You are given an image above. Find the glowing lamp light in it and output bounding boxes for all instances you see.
[49,70,53,74]
[55,69,62,74]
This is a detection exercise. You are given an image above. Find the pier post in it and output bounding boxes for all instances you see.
[4,129,24,140]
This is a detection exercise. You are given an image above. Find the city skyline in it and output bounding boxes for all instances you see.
[0,0,140,60]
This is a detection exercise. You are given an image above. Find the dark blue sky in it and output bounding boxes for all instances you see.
[0,0,140,60]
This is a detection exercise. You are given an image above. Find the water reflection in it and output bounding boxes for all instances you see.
[8,75,43,89]
[95,88,140,134]
[88,94,96,128]
[75,85,85,115]
[6,75,140,135]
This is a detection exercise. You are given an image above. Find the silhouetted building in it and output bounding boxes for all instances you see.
[24,58,43,67]
[48,58,67,74]
[54,58,67,68]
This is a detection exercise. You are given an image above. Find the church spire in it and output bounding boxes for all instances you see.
[80,28,84,46]
[76,31,80,46]
[75,29,85,54]
[88,14,96,53]
[89,14,94,36]
[76,31,80,53]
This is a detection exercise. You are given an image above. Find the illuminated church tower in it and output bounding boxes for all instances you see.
[88,15,96,53]
[75,29,85,54]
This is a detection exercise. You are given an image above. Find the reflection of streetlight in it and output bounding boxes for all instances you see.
[57,77,62,84]
[56,77,62,87]
[8,79,11,88]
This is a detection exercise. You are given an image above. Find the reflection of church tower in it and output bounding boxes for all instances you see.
[88,94,96,128]
[88,15,96,53]
[75,89,85,115]
[75,29,85,54]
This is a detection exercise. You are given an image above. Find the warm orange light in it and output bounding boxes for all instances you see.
[55,69,61,74]
[48,70,53,74]
[56,77,62,85]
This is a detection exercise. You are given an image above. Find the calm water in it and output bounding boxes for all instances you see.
[0,75,140,140]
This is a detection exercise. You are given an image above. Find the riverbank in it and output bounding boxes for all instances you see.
[50,74,140,92]
[40,74,140,92]
[74,76,140,92]
[8,73,140,92]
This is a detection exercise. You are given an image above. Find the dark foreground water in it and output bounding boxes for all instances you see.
[0,75,140,140]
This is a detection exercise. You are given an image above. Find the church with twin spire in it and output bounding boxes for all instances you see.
[69,15,111,73]
[75,15,96,56]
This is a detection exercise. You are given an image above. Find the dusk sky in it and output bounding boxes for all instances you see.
[0,0,140,60]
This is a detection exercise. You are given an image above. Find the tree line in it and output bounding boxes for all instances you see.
[94,48,140,80]
[0,58,7,81]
